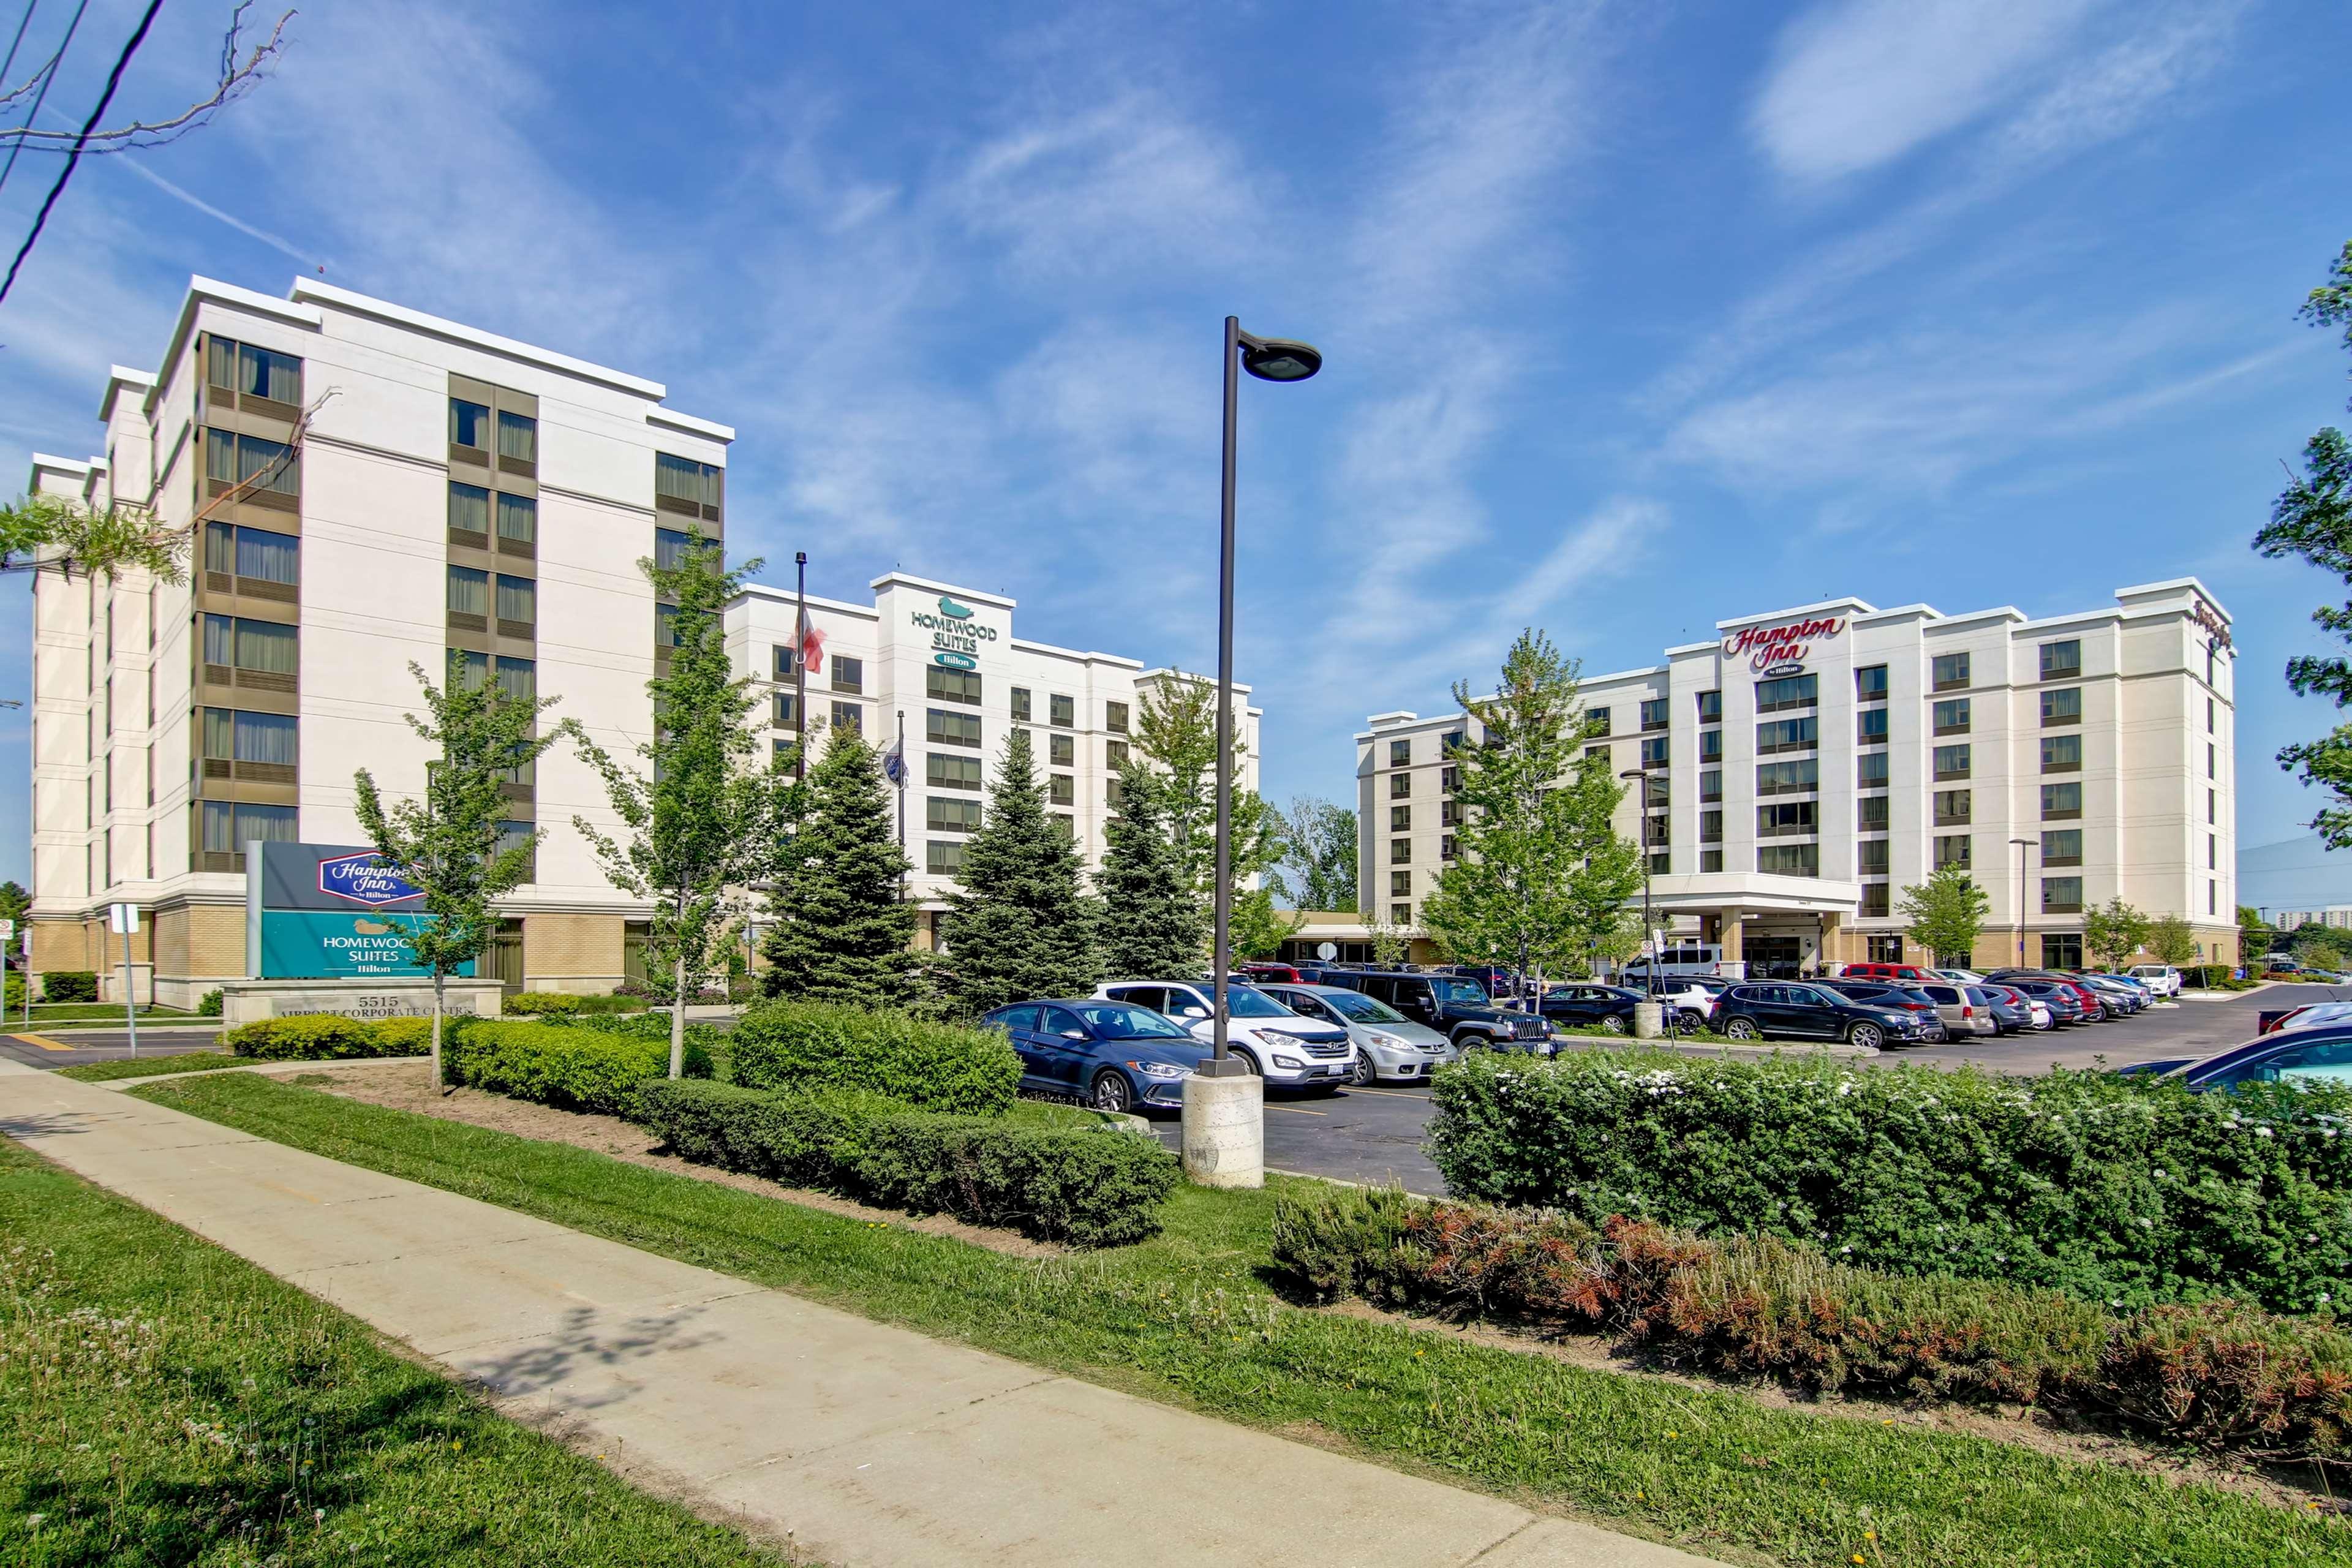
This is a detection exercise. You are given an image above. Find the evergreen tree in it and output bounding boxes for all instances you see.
[1097,763,1205,976]
[761,723,916,1006]
[938,727,1100,1013]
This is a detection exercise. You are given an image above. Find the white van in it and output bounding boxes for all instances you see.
[1617,943,1733,981]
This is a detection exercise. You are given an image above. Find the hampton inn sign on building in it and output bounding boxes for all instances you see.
[1357,579,2240,975]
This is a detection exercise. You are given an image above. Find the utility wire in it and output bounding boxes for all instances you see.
[0,0,43,92]
[0,0,159,311]
[0,0,84,199]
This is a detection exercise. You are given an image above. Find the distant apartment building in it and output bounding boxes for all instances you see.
[2269,907,2352,932]
[1355,582,2240,974]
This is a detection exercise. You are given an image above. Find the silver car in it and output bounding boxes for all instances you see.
[1915,981,1998,1038]
[1259,982,1457,1085]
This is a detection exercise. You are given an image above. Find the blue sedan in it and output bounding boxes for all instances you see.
[2120,1023,2352,1090]
[981,998,1211,1114]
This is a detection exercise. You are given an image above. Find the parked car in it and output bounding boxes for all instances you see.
[1839,961,1940,984]
[1984,982,2051,1031]
[2262,1001,2352,1034]
[2127,964,2183,997]
[1929,967,1990,985]
[2000,978,2089,1025]
[1534,982,1705,1036]
[1446,964,1521,998]
[1713,981,1936,1049]
[1910,981,1999,1038]
[1815,979,1945,1034]
[1316,969,1553,1052]
[1091,979,1356,1088]
[2075,974,2148,1016]
[2120,1024,2352,1090]
[1597,975,1717,1020]
[1254,982,1457,1085]
[982,998,1212,1114]
[1237,960,1305,985]
[1988,970,2113,1022]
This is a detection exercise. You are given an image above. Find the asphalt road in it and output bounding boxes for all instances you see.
[0,1028,223,1071]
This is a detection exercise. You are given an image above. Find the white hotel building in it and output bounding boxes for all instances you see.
[1357,583,2241,974]
[24,276,1251,998]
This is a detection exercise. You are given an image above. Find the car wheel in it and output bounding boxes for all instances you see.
[1725,1017,1760,1041]
[1229,1048,1261,1076]
[1677,1011,1706,1033]
[2032,1015,2052,1031]
[1600,1014,1629,1035]
[1351,1053,1374,1087]
[1848,1022,1885,1050]
[1090,1071,1134,1114]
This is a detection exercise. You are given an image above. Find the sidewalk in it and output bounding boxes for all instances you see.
[0,1060,1717,1568]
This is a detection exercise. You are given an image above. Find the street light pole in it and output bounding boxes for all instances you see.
[2010,837,2034,968]
[1621,766,1658,1000]
[1210,315,1242,1074]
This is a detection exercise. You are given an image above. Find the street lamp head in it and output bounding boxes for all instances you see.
[1239,336,1322,383]
[1618,767,1648,782]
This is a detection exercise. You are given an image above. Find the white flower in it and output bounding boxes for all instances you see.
[2138,1218,2154,1229]
[2256,1126,2275,1139]
[2323,1294,2334,1305]
[1841,1246,1852,1254]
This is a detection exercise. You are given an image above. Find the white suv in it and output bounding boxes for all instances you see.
[2126,965,2183,997]
[1093,979,1356,1089]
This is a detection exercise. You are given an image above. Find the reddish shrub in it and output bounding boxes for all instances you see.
[2094,1302,2352,1458]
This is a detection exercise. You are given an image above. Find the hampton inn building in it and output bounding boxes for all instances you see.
[25,275,1250,1001]
[1358,582,2240,974]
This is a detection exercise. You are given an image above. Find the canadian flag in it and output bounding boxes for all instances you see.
[796,605,826,675]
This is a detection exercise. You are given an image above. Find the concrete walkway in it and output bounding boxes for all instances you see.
[0,1060,1718,1568]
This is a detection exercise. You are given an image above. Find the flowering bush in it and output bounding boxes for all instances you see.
[1426,1048,2352,1313]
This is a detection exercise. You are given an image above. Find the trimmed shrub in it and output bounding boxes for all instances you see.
[42,971,97,1002]
[1270,1183,1416,1302]
[373,1016,435,1055]
[447,1020,712,1116]
[1426,1049,2352,1313]
[225,1015,410,1061]
[634,1079,1178,1247]
[197,987,224,1016]
[2092,1300,2352,1457]
[503,992,586,1017]
[729,1000,1019,1115]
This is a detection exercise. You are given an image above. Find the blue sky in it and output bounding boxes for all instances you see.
[1,0,2349,888]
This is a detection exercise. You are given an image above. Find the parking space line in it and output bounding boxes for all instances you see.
[1264,1103,1329,1116]
[1343,1086,1431,1100]
[10,1033,72,1052]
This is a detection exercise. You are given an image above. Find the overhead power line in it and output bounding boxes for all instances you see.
[0,1,44,91]
[0,0,86,201]
[0,0,160,311]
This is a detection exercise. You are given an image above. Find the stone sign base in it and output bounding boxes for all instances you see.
[219,978,507,1027]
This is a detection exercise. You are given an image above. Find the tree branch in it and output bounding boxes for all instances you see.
[0,5,293,153]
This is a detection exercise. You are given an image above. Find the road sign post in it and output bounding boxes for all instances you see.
[109,903,138,1057]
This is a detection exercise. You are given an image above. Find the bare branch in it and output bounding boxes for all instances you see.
[0,6,293,153]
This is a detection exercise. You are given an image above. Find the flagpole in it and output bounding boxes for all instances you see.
[794,551,809,782]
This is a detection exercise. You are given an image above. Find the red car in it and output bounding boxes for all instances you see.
[1237,961,1305,985]
[1839,962,1937,984]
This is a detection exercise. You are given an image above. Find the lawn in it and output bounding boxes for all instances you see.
[0,1137,793,1566]
[13,1003,199,1024]
[137,1071,2350,1568]
[58,1051,237,1083]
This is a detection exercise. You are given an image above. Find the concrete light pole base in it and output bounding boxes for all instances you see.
[1633,1001,1665,1040]
[1181,1069,1264,1188]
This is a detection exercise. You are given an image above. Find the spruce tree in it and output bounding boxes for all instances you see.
[761,723,916,1006]
[1096,762,1205,976]
[939,726,1100,1014]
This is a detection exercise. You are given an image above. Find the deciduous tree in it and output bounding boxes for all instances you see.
[2145,914,2198,969]
[1896,864,1990,969]
[761,724,915,1008]
[2083,897,2153,974]
[938,727,1100,1014]
[1273,795,1358,911]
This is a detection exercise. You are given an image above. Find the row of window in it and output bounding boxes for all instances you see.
[926,821,1077,872]
[771,693,867,733]
[447,567,538,627]
[203,429,299,496]
[448,399,537,464]
[448,483,537,545]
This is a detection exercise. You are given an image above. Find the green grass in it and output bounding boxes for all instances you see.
[15,1003,198,1023]
[136,1072,2350,1568]
[58,1051,236,1083]
[0,1137,791,1566]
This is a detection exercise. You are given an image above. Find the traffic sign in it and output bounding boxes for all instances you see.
[109,902,139,935]
[1316,941,1338,961]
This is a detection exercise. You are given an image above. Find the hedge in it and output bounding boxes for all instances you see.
[635,1079,1178,1247]
[729,1000,1019,1115]
[1272,1185,2352,1463]
[502,992,586,1016]
[445,1020,712,1116]
[41,971,97,1002]
[1426,1049,2352,1313]
[225,1015,423,1061]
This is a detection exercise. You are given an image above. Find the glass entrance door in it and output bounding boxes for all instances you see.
[1746,935,1804,979]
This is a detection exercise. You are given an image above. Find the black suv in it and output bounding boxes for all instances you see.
[1320,969,1551,1051]
[1714,981,1933,1050]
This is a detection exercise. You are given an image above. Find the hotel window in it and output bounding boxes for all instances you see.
[496,575,535,633]
[1858,794,1888,829]
[1106,700,1129,734]
[1441,834,1458,860]
[1868,935,1904,962]
[2207,696,2215,733]
[1640,735,1669,767]
[1390,837,1411,863]
[1856,664,1888,700]
[927,796,981,832]
[448,481,491,541]
[2042,933,2084,969]
[1390,870,1411,897]
[497,410,537,466]
[1391,772,1411,799]
[204,429,298,496]
[494,820,537,881]
[2041,734,2082,773]
[1643,774,1669,808]
[773,738,794,761]
[927,666,981,705]
[1932,651,1970,691]
[1392,903,1412,925]
[2042,876,2084,914]
[1858,706,1888,742]
[201,615,297,688]
[207,336,302,403]
[2211,881,2218,916]
[200,801,296,864]
[831,702,862,734]
[929,753,982,791]
[652,529,699,574]
[1441,764,1458,792]
[1932,744,1970,781]
[2208,788,2216,824]
[2209,834,2217,871]
[1644,816,1669,846]
[1758,842,1819,876]
[446,565,489,622]
[1586,707,1611,737]
[201,709,297,775]
[1932,789,1970,827]
[1758,758,1819,794]
[493,657,535,703]
[927,709,982,748]
[774,692,800,729]
[1858,838,1888,874]
[1699,769,1721,802]
[1586,744,1609,764]
[1442,729,1466,756]
[1757,715,1816,754]
[774,644,799,680]
[1106,739,1128,770]
[1649,851,1671,875]
[449,398,490,451]
[1932,698,1970,736]
[823,656,862,694]
[1758,801,1815,837]
[655,603,682,649]
[1696,690,1721,723]
[1440,799,1460,827]
[1700,809,1722,843]
[1860,883,1891,918]
[1934,835,1972,870]
[1755,673,1816,712]
[655,452,723,516]
[1391,805,1411,831]
[1701,850,1724,873]
[2041,687,2081,726]
[1107,774,1125,809]
[1050,693,1075,727]
[1050,733,1075,767]
[1010,687,1032,721]
[2207,742,2217,779]
[2042,781,2082,820]
[203,522,299,591]
[1640,697,1668,731]
[927,840,967,875]
[497,493,536,550]
[451,649,490,691]
[1700,728,1722,762]
[2040,639,2082,680]
[2043,829,2082,866]
[1389,738,1411,766]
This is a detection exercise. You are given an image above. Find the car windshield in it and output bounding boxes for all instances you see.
[1428,978,1490,1005]
[1223,984,1292,1019]
[1071,1002,1193,1039]
[1320,989,1406,1023]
